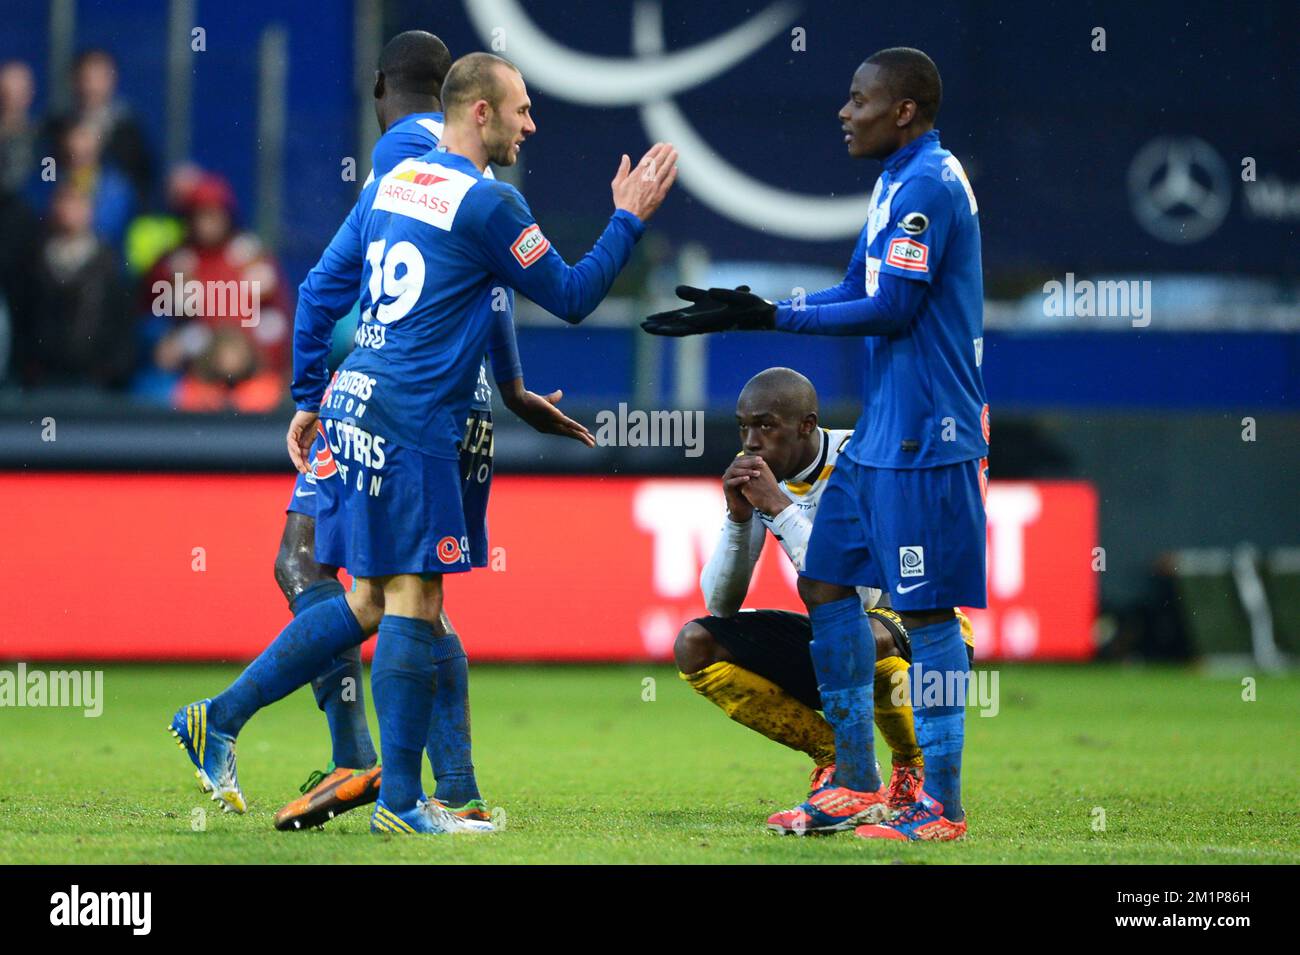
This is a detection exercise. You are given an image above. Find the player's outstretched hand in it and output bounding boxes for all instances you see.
[505,386,596,448]
[612,142,678,223]
[287,409,320,473]
[640,285,776,337]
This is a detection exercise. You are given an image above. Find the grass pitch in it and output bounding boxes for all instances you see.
[0,663,1296,864]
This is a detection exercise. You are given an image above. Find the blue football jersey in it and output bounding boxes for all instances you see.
[364,112,445,188]
[295,148,644,458]
[776,130,988,469]
[294,111,521,418]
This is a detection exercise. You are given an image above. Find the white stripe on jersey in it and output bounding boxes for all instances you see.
[415,117,445,140]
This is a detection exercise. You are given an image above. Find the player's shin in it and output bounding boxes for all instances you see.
[874,656,923,767]
[907,618,967,821]
[311,644,378,771]
[426,633,481,806]
[207,594,365,736]
[681,662,835,767]
[807,598,881,792]
[372,616,440,812]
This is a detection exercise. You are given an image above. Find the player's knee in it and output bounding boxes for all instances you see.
[797,575,851,611]
[674,620,721,674]
[274,513,329,603]
[273,547,311,603]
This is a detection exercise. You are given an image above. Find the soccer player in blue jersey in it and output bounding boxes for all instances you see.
[266,32,592,833]
[643,48,985,841]
[171,51,677,834]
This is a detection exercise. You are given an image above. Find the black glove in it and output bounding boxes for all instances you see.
[640,285,776,337]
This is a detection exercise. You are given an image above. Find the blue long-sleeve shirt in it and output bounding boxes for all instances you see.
[775,129,988,469]
[297,149,643,457]
[776,268,926,336]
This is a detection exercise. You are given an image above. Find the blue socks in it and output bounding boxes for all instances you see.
[909,618,968,821]
[371,616,439,812]
[208,594,364,736]
[427,633,481,806]
[808,596,881,793]
[288,578,347,616]
[310,643,377,771]
[292,581,378,770]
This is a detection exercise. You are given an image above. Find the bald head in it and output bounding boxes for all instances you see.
[739,367,819,420]
[735,368,821,481]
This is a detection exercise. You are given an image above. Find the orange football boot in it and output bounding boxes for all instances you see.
[274,764,382,831]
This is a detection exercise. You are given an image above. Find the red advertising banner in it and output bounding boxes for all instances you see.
[0,474,1096,661]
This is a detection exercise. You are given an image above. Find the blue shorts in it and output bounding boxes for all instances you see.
[803,455,988,610]
[287,410,493,569]
[311,421,474,578]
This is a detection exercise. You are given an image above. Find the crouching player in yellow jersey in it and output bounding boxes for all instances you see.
[674,368,973,833]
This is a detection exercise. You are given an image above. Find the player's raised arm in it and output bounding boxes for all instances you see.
[774,177,954,336]
[641,259,928,338]
[611,142,679,223]
[475,144,675,324]
[644,233,871,337]
[435,52,676,324]
[772,269,927,336]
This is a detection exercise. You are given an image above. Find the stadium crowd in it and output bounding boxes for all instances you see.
[0,50,291,412]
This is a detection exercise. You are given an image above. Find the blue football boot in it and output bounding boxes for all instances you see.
[167,699,247,814]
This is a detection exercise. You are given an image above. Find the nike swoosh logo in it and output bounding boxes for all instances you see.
[295,490,315,498]
[895,581,930,595]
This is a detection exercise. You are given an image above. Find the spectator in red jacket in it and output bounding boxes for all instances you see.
[138,173,291,411]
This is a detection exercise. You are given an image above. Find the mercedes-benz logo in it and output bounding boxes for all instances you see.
[1128,136,1232,244]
